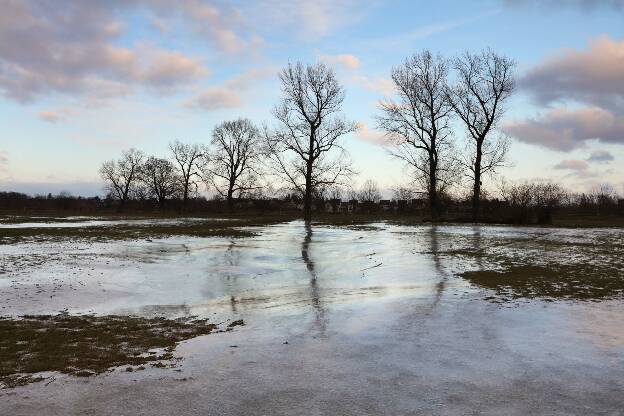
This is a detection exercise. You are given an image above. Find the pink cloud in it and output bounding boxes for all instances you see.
[348,75,394,96]
[0,1,256,103]
[184,68,274,112]
[521,35,624,110]
[553,159,589,171]
[37,108,73,123]
[503,107,624,151]
[319,54,361,70]
[354,122,387,145]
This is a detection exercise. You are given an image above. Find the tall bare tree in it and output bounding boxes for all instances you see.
[205,118,263,212]
[99,148,144,211]
[264,62,356,222]
[141,156,179,208]
[448,50,515,221]
[377,51,456,219]
[169,140,204,210]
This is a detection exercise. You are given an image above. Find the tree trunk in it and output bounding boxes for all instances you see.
[182,179,189,212]
[429,153,438,220]
[472,141,483,222]
[304,129,315,223]
[227,187,234,213]
[304,161,313,222]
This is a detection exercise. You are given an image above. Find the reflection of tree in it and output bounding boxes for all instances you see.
[222,240,242,313]
[301,223,327,337]
[428,225,446,307]
[471,225,484,270]
[301,223,316,278]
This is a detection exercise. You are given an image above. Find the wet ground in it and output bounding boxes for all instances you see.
[1,219,623,415]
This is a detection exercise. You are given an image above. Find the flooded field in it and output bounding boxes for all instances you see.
[1,218,623,415]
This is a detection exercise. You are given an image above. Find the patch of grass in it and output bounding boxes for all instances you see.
[0,314,243,388]
[0,215,296,245]
[460,264,624,301]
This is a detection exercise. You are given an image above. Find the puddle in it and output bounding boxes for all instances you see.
[1,220,623,414]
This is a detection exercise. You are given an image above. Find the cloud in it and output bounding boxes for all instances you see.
[137,48,207,89]
[319,54,360,70]
[37,108,73,123]
[504,107,624,151]
[0,1,255,103]
[554,159,588,171]
[185,68,274,111]
[185,88,242,111]
[349,75,394,96]
[520,36,624,110]
[587,150,615,163]
[252,0,374,40]
[354,122,387,145]
[162,0,257,54]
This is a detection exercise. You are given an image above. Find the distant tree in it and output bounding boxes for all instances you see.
[378,51,457,219]
[358,179,382,203]
[169,141,205,211]
[327,186,343,201]
[391,185,415,201]
[264,62,357,222]
[141,156,179,208]
[99,148,145,211]
[500,180,567,224]
[205,118,263,212]
[448,50,516,221]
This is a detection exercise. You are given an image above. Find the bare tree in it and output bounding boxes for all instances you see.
[141,156,179,208]
[448,50,515,221]
[264,62,357,222]
[377,51,456,219]
[358,179,382,203]
[205,118,263,212]
[169,140,205,210]
[99,148,144,211]
[392,185,415,201]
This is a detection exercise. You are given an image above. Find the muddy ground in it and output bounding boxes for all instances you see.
[0,217,622,415]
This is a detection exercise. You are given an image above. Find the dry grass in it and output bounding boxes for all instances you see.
[0,314,242,388]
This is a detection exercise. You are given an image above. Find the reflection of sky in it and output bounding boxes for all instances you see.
[1,1,623,196]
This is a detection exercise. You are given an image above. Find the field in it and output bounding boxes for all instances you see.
[1,215,623,415]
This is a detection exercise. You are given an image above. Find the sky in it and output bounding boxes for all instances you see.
[1,0,623,197]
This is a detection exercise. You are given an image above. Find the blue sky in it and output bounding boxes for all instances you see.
[1,0,623,196]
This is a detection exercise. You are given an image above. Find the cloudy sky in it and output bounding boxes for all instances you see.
[1,0,623,196]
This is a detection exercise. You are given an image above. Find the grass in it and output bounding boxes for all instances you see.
[0,215,297,245]
[435,229,624,302]
[460,264,624,301]
[0,314,242,389]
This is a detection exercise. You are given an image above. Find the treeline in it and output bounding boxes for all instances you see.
[2,181,622,225]
[95,50,518,221]
[3,50,622,224]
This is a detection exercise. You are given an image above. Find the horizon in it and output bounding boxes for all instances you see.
[1,0,623,197]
